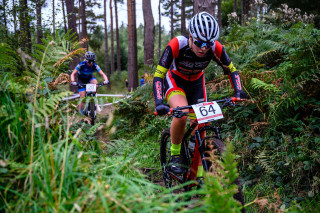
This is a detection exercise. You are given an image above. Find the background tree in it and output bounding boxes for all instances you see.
[80,0,88,49]
[193,0,216,15]
[110,0,115,75]
[127,0,138,91]
[181,0,186,35]
[217,0,222,28]
[241,0,249,25]
[53,0,55,39]
[61,0,67,33]
[1,0,8,42]
[104,0,110,87]
[142,0,155,73]
[66,0,80,75]
[19,0,32,53]
[114,0,123,80]
[158,1,161,58]
[36,0,43,44]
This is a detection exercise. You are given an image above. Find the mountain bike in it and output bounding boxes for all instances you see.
[158,97,245,204]
[79,83,105,125]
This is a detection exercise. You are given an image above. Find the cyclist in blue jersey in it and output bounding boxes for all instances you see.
[70,51,109,115]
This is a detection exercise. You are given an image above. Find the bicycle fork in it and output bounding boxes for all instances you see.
[189,125,222,181]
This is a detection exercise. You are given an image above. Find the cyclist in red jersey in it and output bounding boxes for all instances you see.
[153,12,247,174]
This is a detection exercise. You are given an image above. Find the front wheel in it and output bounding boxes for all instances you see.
[89,101,95,125]
[204,137,245,207]
[160,128,188,192]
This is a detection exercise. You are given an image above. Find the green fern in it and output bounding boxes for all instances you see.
[249,78,280,93]
[255,150,274,174]
[202,143,243,212]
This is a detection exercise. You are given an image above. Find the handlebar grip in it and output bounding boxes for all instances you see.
[231,97,237,102]
[154,108,173,116]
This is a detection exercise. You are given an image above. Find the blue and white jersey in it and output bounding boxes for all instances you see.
[75,61,101,79]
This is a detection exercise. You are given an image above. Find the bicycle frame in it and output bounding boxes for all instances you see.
[78,83,104,124]
[162,97,236,188]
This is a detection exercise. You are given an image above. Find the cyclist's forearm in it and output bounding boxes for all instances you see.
[153,77,164,106]
[228,71,243,93]
[98,70,109,82]
[70,69,77,82]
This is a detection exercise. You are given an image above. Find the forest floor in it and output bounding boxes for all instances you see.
[95,103,166,187]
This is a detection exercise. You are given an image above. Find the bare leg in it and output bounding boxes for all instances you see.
[79,79,98,110]
[168,94,188,145]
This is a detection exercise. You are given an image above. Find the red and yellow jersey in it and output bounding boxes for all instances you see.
[153,36,242,107]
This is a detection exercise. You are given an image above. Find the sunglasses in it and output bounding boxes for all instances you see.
[192,37,214,49]
[88,60,95,64]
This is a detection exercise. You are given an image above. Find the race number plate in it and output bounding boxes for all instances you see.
[191,101,224,124]
[86,84,97,92]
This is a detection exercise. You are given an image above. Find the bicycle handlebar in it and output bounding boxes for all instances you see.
[154,97,239,117]
[78,83,105,87]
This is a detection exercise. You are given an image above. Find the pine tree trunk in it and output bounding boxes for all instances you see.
[13,0,17,35]
[158,1,161,58]
[53,0,55,39]
[234,0,237,13]
[127,0,138,91]
[241,0,249,25]
[110,0,115,75]
[114,0,121,80]
[80,0,87,49]
[170,0,174,39]
[19,0,31,53]
[143,0,155,74]
[3,0,8,41]
[217,0,222,29]
[61,0,67,33]
[66,0,79,92]
[104,0,110,89]
[36,0,42,44]
[181,0,186,35]
[193,0,216,16]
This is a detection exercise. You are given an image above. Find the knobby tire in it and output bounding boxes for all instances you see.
[89,102,95,125]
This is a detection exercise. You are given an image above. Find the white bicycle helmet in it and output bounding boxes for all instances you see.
[188,12,219,43]
[85,51,96,60]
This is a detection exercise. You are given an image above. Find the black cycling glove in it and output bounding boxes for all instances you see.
[235,91,248,99]
[155,104,170,116]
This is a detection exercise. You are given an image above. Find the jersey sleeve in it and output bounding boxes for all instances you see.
[153,37,180,106]
[95,64,101,72]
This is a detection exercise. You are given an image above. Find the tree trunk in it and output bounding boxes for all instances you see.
[127,0,138,91]
[110,0,115,75]
[233,0,237,13]
[158,0,161,58]
[80,0,87,49]
[13,0,17,35]
[65,0,77,35]
[3,0,8,41]
[193,0,216,16]
[181,0,186,35]
[66,0,80,92]
[19,0,31,53]
[114,0,121,80]
[61,0,67,33]
[53,0,55,39]
[143,0,155,74]
[241,0,249,25]
[217,0,222,29]
[104,0,110,88]
[36,0,42,44]
[170,0,174,39]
